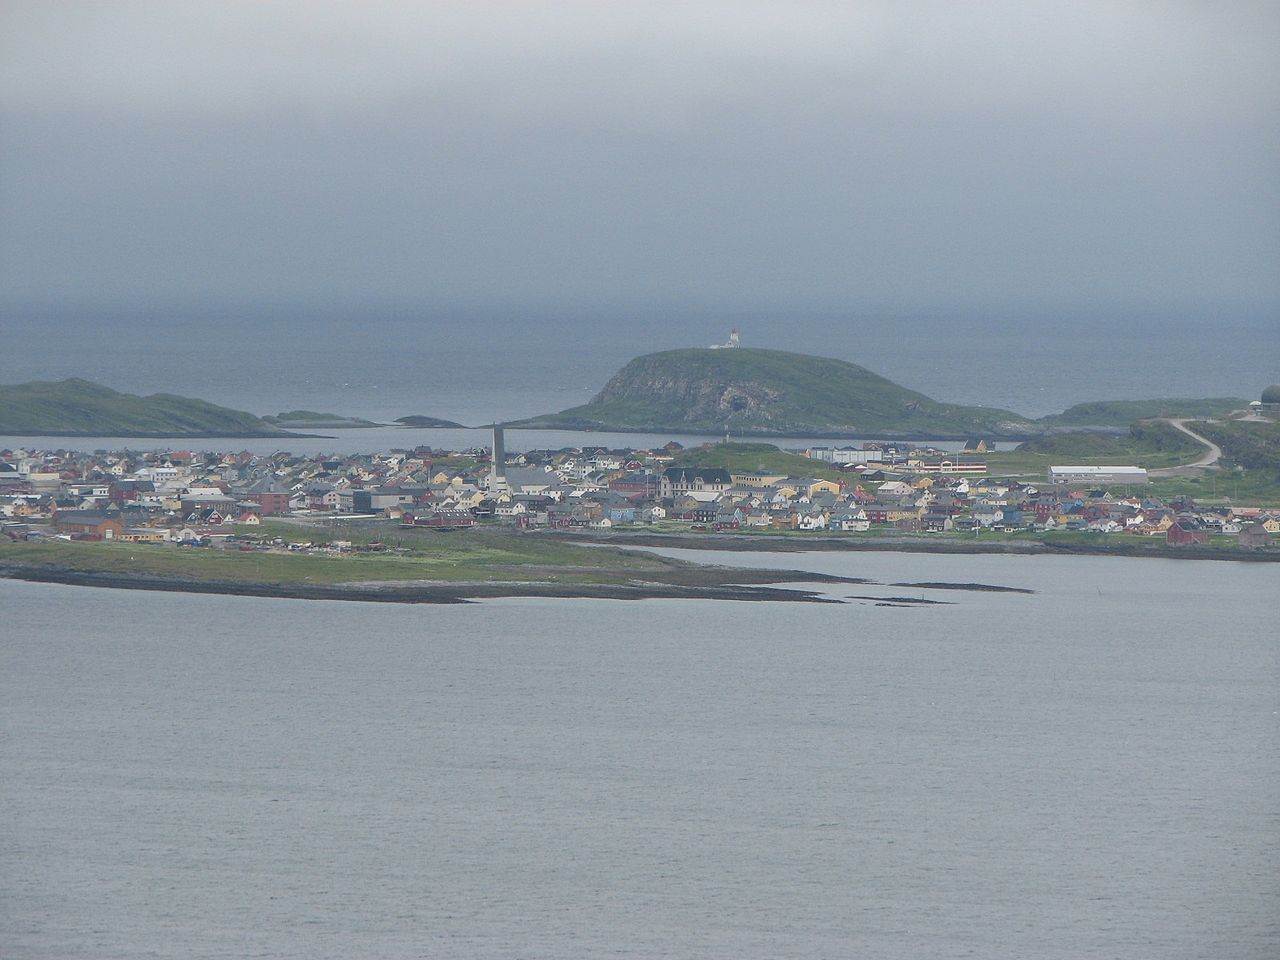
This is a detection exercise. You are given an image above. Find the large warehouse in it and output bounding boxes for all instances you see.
[1048,465,1150,484]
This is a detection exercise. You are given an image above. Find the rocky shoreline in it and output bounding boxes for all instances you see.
[0,563,850,604]
[3,530,1272,607]
[564,530,1280,562]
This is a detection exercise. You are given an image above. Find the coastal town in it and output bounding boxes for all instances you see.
[2,428,1277,555]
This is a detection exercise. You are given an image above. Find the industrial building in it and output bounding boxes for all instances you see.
[1048,465,1149,485]
[805,446,884,464]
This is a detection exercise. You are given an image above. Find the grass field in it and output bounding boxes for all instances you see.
[1039,398,1245,427]
[1105,472,1280,507]
[0,524,685,586]
[984,421,1204,477]
[667,442,846,480]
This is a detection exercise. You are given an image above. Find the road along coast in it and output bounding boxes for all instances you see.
[564,530,1280,563]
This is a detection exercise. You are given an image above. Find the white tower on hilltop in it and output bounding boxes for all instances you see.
[710,327,741,349]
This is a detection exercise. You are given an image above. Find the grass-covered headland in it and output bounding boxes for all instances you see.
[0,522,849,603]
[0,379,313,438]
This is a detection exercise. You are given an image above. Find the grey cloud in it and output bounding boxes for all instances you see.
[1,1,1277,313]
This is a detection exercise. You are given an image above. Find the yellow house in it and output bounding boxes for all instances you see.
[886,506,923,522]
[120,528,167,543]
[459,489,487,508]
[432,473,473,488]
[805,479,842,496]
[1262,517,1280,534]
[730,472,789,488]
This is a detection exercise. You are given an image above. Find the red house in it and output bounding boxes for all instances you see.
[1166,522,1208,546]
[247,491,292,515]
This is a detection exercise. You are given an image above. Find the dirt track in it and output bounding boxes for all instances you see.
[1149,419,1222,477]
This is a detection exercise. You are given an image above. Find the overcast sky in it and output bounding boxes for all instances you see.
[1,1,1277,317]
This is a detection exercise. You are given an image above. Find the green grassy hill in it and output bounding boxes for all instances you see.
[0,378,306,437]
[986,419,1280,504]
[1041,398,1244,426]
[1015,420,1202,460]
[515,348,1040,439]
[983,421,1205,476]
[1192,419,1280,474]
[667,442,846,480]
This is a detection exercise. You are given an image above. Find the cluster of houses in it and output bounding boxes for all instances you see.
[1,439,1277,551]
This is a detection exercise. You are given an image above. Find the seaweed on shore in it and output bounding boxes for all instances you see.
[892,581,1034,594]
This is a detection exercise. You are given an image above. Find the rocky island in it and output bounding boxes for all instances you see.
[513,347,1042,439]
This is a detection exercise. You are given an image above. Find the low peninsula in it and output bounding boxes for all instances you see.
[0,379,322,438]
[0,524,852,603]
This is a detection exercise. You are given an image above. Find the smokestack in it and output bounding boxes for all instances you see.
[491,425,506,486]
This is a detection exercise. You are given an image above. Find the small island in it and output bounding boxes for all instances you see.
[263,410,384,429]
[395,415,466,429]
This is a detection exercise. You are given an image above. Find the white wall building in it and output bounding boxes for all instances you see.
[806,447,884,465]
[1048,466,1149,484]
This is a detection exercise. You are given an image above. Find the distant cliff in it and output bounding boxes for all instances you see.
[513,348,1041,439]
[0,379,312,437]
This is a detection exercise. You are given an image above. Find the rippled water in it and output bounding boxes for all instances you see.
[2,551,1277,958]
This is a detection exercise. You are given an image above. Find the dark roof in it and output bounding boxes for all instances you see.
[663,467,731,484]
[54,510,119,523]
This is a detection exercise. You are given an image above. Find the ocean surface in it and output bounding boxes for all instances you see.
[2,306,1276,425]
[0,426,1016,458]
[2,549,1277,959]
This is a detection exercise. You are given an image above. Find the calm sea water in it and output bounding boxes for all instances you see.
[2,550,1277,959]
[0,427,1015,458]
[2,307,1276,424]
